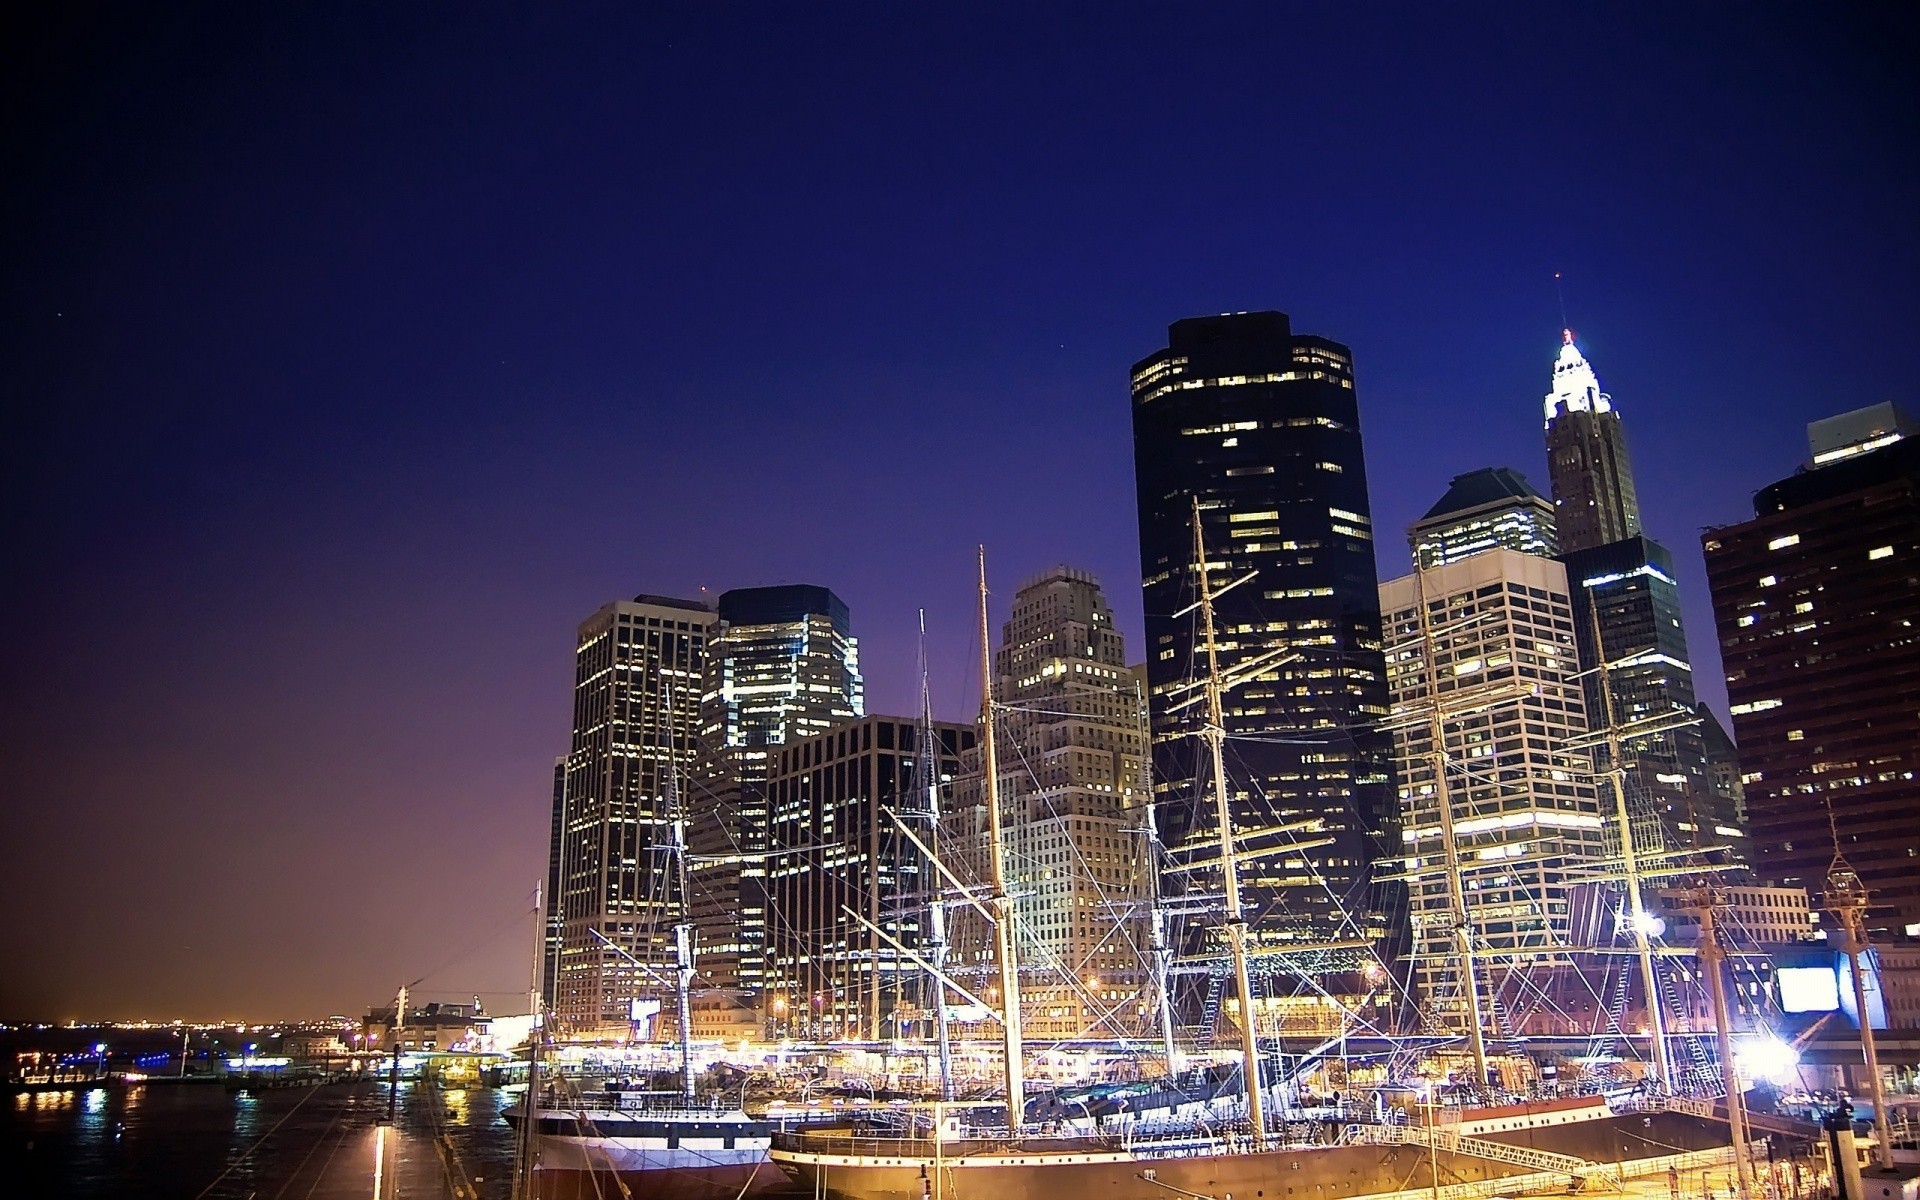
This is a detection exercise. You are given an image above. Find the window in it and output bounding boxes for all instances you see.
[1768,534,1800,550]
[1870,546,1894,560]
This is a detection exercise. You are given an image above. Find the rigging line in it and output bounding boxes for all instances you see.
[273,1090,353,1200]
[297,1111,359,1200]
[410,892,542,989]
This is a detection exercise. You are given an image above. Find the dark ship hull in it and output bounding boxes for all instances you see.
[770,1097,1750,1200]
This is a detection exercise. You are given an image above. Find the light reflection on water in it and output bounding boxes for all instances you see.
[2,1081,519,1199]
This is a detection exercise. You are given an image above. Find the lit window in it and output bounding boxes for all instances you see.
[1759,575,1777,587]
[1768,535,1800,550]
[1787,729,1804,741]
[1869,546,1894,560]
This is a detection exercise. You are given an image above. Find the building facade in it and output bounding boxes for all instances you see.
[1702,427,1920,937]
[945,567,1156,1041]
[1380,550,1605,1035]
[541,756,565,1010]
[765,715,974,1040]
[553,595,713,1034]
[1544,330,1641,555]
[1410,467,1558,569]
[1131,311,1403,973]
[691,585,863,994]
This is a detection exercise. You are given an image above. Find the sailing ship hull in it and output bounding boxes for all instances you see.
[529,1139,790,1200]
[770,1107,1739,1200]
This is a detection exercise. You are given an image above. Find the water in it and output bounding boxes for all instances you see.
[1,1079,520,1199]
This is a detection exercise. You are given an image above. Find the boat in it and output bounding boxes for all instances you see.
[768,525,1774,1200]
[510,1088,787,1200]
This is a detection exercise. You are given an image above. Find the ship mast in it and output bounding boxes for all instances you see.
[1680,886,1755,1200]
[1409,564,1491,1088]
[1825,823,1894,1169]
[1190,500,1268,1148]
[513,884,546,1199]
[978,546,1026,1128]
[1140,706,1182,1081]
[661,673,697,1100]
[917,609,957,1100]
[1584,600,1673,1091]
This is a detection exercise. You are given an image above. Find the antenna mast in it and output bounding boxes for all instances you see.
[917,609,957,1099]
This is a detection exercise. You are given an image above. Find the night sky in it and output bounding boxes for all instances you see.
[3,5,1915,1022]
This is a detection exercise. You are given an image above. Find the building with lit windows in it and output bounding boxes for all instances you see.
[1702,421,1920,938]
[1379,549,1605,1033]
[1544,330,1640,555]
[541,756,564,1010]
[764,715,974,1041]
[944,567,1155,1041]
[1410,467,1558,569]
[690,585,863,995]
[1130,311,1404,978]
[1537,330,1740,870]
[553,594,713,1035]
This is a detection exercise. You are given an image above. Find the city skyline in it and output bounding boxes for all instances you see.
[3,6,1915,1020]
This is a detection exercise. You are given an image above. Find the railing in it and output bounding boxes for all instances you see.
[1347,1122,1618,1183]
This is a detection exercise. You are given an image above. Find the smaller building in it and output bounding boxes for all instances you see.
[1409,467,1558,568]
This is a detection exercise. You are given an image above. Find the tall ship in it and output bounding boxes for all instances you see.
[769,525,1790,1200]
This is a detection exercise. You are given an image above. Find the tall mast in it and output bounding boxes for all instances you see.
[1684,887,1755,1200]
[917,609,956,1100]
[978,547,1026,1128]
[1191,500,1267,1148]
[1585,600,1672,1090]
[1826,825,1893,1169]
[663,676,696,1100]
[514,884,546,1198]
[1410,564,1491,1086]
[1140,678,1181,1079]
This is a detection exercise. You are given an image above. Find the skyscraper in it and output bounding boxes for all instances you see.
[1380,550,1604,1034]
[1537,331,1740,868]
[1131,311,1403,969]
[691,585,863,994]
[765,715,974,1040]
[553,594,713,1034]
[1544,330,1640,554]
[1702,421,1920,937]
[541,756,564,1011]
[1409,467,1559,569]
[945,567,1155,1040]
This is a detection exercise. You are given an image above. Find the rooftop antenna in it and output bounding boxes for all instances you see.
[1554,272,1570,333]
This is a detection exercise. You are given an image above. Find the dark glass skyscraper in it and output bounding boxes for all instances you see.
[1703,425,1920,937]
[1131,311,1402,964]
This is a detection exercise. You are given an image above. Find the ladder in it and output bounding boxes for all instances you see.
[1199,971,1228,1042]
[1349,1123,1621,1185]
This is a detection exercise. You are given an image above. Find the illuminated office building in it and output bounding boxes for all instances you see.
[945,567,1155,1040]
[1538,330,1740,869]
[1130,311,1403,965]
[1380,550,1604,1031]
[553,594,713,1034]
[691,585,863,994]
[1703,422,1920,937]
[765,715,974,1040]
[1544,330,1640,555]
[1409,467,1558,569]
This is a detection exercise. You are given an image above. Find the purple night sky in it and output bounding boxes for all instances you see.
[2,6,1914,1021]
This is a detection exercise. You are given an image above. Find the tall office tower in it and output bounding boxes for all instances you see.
[765,715,974,1040]
[1544,330,1641,554]
[541,756,565,1010]
[1702,419,1920,938]
[1131,311,1403,971]
[553,595,713,1034]
[1409,467,1559,569]
[943,567,1155,1041]
[691,585,863,994]
[1380,550,1605,1034]
[1536,330,1742,868]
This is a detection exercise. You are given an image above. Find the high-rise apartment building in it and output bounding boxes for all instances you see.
[553,595,713,1034]
[1131,311,1403,965]
[1702,423,1920,937]
[765,715,974,1040]
[945,567,1155,1040]
[1380,550,1605,1033]
[691,585,863,993]
[1544,330,1641,554]
[1536,330,1740,868]
[1409,467,1558,569]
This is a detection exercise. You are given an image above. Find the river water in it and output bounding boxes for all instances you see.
[1,1078,519,1199]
